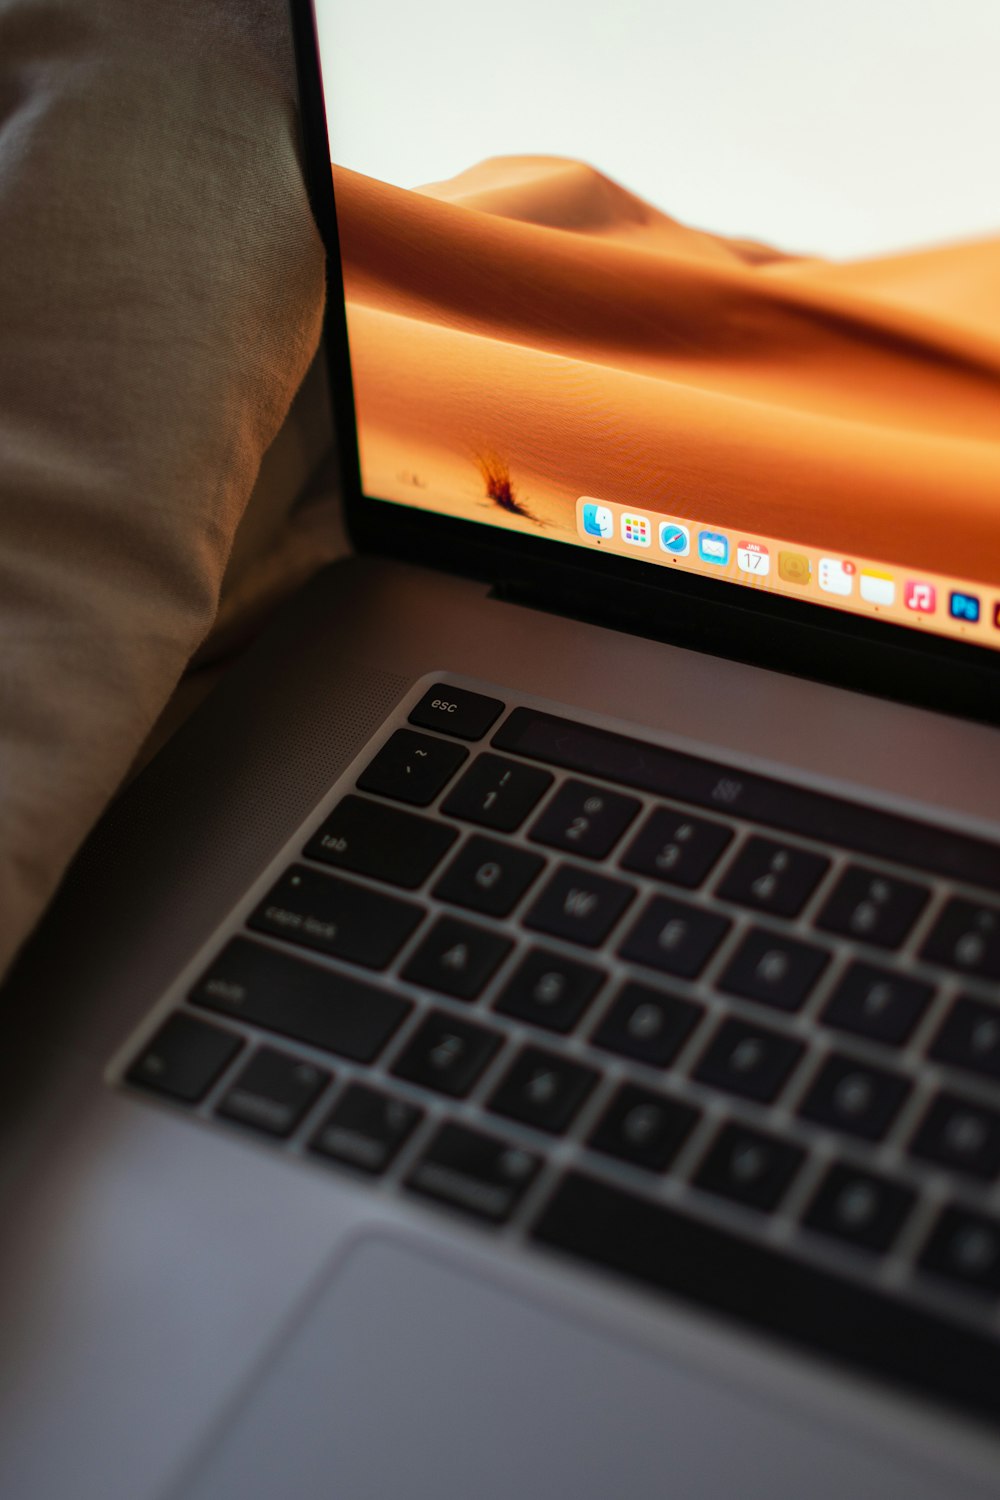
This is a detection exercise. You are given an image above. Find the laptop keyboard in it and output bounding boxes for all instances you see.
[119,679,1000,1422]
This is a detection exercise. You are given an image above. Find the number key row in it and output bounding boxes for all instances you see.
[353,731,1000,991]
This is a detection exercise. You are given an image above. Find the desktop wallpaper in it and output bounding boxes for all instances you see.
[316,0,1000,589]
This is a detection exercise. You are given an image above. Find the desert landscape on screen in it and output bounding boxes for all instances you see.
[333,157,1000,579]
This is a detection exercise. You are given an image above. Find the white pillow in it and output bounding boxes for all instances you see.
[0,0,326,976]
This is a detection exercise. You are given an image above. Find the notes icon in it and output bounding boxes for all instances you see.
[859,570,896,607]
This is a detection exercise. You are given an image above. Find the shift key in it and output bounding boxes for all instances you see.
[250,864,423,970]
[192,937,411,1063]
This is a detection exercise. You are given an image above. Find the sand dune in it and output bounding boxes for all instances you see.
[334,157,1000,577]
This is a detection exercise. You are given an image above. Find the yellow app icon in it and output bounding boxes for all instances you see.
[779,551,811,585]
[859,569,896,607]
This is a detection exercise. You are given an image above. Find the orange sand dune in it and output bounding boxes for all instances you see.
[334,157,1000,578]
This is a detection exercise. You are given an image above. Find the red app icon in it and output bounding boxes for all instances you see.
[904,580,936,613]
[994,601,1000,630]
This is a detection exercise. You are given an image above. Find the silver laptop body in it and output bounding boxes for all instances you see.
[3,2,1000,1496]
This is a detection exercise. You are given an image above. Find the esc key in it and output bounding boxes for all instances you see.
[409,684,505,741]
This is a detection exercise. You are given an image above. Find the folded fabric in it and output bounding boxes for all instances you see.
[0,0,326,978]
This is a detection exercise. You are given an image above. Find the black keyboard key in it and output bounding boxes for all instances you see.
[919,1206,1000,1297]
[357,729,468,806]
[717,928,829,1013]
[523,865,636,948]
[391,1010,503,1097]
[692,1016,804,1104]
[400,915,513,1000]
[532,1171,1000,1425]
[802,1164,915,1254]
[216,1047,329,1137]
[304,795,457,888]
[127,1012,242,1103]
[487,1047,600,1134]
[494,707,1000,898]
[249,865,423,970]
[815,865,929,950]
[588,1084,699,1172]
[192,938,410,1063]
[432,835,544,918]
[929,996,1000,1084]
[618,895,730,979]
[493,948,605,1034]
[407,1122,542,1222]
[528,779,640,860]
[408,683,504,740]
[799,1053,910,1142]
[714,836,830,918]
[693,1121,804,1211]
[921,898,1000,980]
[820,963,934,1048]
[310,1083,422,1174]
[590,980,703,1068]
[620,808,733,890]
[441,753,553,832]
[909,1091,1000,1181]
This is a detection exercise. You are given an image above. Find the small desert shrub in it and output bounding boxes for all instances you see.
[475,451,531,517]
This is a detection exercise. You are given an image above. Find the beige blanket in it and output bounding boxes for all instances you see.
[0,0,327,977]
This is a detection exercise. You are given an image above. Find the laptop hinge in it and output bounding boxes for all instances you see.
[490,571,1000,729]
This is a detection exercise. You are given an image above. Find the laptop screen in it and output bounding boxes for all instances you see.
[312,0,1000,651]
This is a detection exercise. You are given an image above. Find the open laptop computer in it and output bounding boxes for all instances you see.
[3,0,1000,1495]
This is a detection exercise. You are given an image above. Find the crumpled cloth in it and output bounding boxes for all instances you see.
[0,0,327,978]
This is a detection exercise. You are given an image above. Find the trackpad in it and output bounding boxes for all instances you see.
[174,1234,973,1500]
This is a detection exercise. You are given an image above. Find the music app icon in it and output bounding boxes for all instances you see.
[904,580,936,614]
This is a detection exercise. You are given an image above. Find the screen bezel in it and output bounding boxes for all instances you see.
[290,0,1000,727]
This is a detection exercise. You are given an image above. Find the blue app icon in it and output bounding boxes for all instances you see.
[698,530,729,566]
[949,590,981,623]
[582,502,613,539]
[659,521,690,556]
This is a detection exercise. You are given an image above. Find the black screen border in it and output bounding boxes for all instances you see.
[290,0,1000,728]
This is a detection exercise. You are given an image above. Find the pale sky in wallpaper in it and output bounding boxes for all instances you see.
[316,0,1000,259]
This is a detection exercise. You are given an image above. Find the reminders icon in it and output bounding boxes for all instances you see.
[818,558,855,597]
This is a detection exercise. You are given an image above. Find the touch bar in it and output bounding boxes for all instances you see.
[532,1171,1000,1426]
[493,709,1000,894]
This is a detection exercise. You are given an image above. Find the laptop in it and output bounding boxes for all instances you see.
[3,0,1000,1494]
